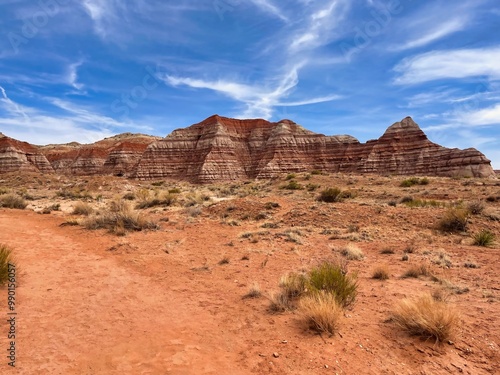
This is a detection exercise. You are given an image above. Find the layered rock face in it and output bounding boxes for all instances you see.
[0,134,54,174]
[0,116,494,180]
[134,115,494,181]
[39,133,161,177]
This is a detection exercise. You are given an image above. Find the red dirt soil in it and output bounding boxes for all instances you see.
[0,174,499,374]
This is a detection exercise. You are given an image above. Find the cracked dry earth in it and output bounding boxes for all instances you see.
[0,173,499,374]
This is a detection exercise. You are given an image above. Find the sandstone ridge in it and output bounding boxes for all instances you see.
[0,115,494,180]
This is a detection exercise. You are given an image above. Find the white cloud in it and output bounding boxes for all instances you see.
[393,18,467,51]
[457,103,500,126]
[163,65,340,119]
[248,0,288,22]
[66,62,85,91]
[288,0,350,54]
[0,92,151,145]
[394,47,500,85]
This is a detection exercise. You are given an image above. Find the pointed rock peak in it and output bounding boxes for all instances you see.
[380,116,426,139]
[0,132,5,138]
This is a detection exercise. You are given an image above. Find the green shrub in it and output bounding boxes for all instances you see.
[0,194,27,209]
[472,230,495,247]
[136,193,177,209]
[307,262,358,308]
[281,180,303,190]
[310,170,322,175]
[285,173,296,180]
[0,244,15,286]
[438,209,469,233]
[400,177,429,187]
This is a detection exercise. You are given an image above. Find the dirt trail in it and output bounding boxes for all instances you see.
[0,210,245,375]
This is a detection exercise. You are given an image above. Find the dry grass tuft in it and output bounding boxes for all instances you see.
[269,291,292,312]
[392,293,459,342]
[0,194,27,209]
[437,208,469,233]
[243,283,262,299]
[0,244,15,286]
[279,272,308,298]
[472,230,495,247]
[72,201,94,216]
[340,243,364,260]
[299,292,343,335]
[402,263,431,278]
[372,265,390,280]
[83,200,158,235]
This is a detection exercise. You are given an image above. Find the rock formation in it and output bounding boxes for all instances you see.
[0,115,495,180]
[40,133,161,177]
[0,135,54,174]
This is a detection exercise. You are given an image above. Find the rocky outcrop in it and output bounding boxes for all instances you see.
[40,133,160,176]
[353,117,495,177]
[0,116,495,180]
[0,135,54,174]
[134,115,494,181]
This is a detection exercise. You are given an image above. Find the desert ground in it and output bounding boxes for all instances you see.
[0,172,499,374]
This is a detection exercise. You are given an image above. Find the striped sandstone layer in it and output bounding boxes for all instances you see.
[0,116,494,180]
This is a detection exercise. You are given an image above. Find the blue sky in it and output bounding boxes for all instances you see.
[0,0,499,168]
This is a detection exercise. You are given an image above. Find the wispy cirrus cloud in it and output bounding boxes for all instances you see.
[163,65,341,119]
[248,0,288,22]
[394,46,500,85]
[392,18,467,51]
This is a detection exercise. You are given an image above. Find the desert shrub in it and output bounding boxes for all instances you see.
[433,251,452,268]
[486,196,499,203]
[472,230,495,247]
[0,244,15,286]
[281,180,303,190]
[372,265,390,280]
[340,243,364,260]
[400,177,429,187]
[310,170,322,175]
[243,283,262,299]
[402,263,431,278]
[0,187,9,195]
[72,202,94,216]
[380,248,395,254]
[299,291,342,335]
[122,192,136,200]
[467,201,485,215]
[437,208,469,233]
[306,183,320,192]
[388,200,397,207]
[83,201,157,235]
[0,194,27,209]
[318,187,343,203]
[392,294,459,342]
[285,173,296,180]
[218,256,230,265]
[168,188,181,194]
[136,193,177,209]
[279,272,308,298]
[400,196,414,204]
[307,261,358,308]
[404,199,444,208]
[151,181,165,187]
[269,291,292,312]
[264,202,280,209]
[184,206,202,217]
[42,203,61,214]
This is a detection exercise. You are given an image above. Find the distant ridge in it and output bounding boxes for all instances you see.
[0,115,495,181]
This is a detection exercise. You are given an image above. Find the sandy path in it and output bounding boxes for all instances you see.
[0,210,245,374]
